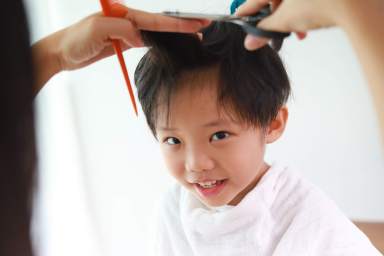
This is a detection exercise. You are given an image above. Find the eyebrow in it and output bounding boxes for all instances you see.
[158,127,178,131]
[158,119,233,131]
[202,119,232,127]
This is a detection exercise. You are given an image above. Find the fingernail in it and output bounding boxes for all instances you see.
[244,35,263,50]
[197,32,203,41]
[296,32,307,40]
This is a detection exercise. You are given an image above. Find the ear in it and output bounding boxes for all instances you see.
[265,106,288,144]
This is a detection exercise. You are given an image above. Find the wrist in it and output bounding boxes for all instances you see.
[333,0,382,29]
[32,30,63,93]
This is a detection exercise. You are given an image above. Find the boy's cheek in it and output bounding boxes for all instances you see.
[168,167,192,189]
[162,152,186,177]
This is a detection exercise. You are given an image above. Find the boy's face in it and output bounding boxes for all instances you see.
[155,78,287,207]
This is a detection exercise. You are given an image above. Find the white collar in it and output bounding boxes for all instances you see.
[179,163,285,238]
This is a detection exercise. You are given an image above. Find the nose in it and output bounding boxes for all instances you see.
[185,146,215,173]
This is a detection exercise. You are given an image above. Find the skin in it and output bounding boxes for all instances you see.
[156,74,288,207]
[31,5,210,94]
[32,1,383,145]
[31,1,383,145]
[236,0,384,146]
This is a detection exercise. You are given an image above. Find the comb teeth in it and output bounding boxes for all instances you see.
[99,0,138,116]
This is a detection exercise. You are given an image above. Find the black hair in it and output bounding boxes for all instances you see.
[134,22,290,136]
[0,1,36,256]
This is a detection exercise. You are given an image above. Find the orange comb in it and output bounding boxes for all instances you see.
[99,0,138,116]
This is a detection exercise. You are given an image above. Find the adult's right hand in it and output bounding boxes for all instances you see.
[237,0,384,147]
[235,0,341,50]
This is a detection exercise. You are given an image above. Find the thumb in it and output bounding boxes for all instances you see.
[257,7,291,32]
[244,6,290,51]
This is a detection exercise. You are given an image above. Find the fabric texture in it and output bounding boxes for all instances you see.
[153,163,381,255]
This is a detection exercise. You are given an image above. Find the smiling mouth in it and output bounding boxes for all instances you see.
[196,179,225,188]
[193,179,228,197]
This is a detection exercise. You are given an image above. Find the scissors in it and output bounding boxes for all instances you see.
[163,6,290,50]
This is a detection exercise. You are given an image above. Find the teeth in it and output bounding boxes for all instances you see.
[198,180,218,188]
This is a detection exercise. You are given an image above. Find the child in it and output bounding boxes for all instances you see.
[134,23,380,255]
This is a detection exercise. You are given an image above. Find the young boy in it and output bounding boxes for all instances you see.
[134,23,380,255]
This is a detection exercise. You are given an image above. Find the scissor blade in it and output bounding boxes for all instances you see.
[162,11,240,21]
[162,9,290,51]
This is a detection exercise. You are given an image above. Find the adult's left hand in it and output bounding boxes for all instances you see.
[32,3,210,92]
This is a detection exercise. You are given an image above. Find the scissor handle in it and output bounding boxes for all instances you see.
[240,5,290,39]
[235,20,290,39]
[240,5,290,51]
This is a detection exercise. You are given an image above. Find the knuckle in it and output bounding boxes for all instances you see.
[86,16,101,31]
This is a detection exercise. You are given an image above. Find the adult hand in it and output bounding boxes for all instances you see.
[235,0,340,50]
[32,3,210,91]
[237,0,384,146]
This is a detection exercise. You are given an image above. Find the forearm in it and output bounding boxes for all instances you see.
[338,0,384,142]
[31,29,63,95]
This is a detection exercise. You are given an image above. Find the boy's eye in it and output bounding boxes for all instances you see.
[211,131,230,141]
[164,137,181,145]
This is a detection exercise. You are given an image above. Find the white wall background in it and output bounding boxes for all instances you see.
[25,0,384,256]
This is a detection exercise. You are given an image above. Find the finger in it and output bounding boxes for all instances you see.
[244,35,269,50]
[256,6,291,32]
[107,3,211,33]
[256,1,313,32]
[196,32,203,41]
[71,39,138,70]
[125,7,211,32]
[270,0,282,12]
[83,47,116,68]
[83,37,140,67]
[235,0,269,16]
[64,44,116,70]
[95,16,144,47]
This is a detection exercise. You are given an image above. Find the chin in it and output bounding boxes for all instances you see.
[199,196,232,208]
[204,201,226,208]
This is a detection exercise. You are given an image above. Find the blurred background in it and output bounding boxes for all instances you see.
[24,0,384,255]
